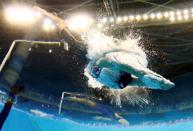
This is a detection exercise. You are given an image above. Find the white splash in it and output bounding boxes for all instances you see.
[82,30,147,63]
[82,30,150,106]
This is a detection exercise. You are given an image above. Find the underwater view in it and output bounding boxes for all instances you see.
[0,0,193,131]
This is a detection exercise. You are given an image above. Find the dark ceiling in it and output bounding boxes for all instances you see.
[34,0,193,16]
[2,0,193,16]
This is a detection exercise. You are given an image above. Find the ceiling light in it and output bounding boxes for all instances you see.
[169,16,175,22]
[177,15,182,21]
[102,17,107,23]
[142,14,148,20]
[176,10,181,16]
[184,14,189,20]
[150,13,155,19]
[110,17,114,22]
[129,15,134,21]
[97,23,103,28]
[4,4,36,26]
[156,12,163,19]
[42,18,56,31]
[183,9,188,15]
[123,16,128,21]
[135,15,141,21]
[169,11,174,16]
[116,17,122,23]
[164,12,169,18]
[67,14,93,32]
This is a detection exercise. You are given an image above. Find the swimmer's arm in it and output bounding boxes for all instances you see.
[33,6,80,42]
[96,57,143,77]
[33,6,66,30]
[97,58,175,90]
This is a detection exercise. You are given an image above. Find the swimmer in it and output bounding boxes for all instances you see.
[33,6,175,90]
[87,54,175,90]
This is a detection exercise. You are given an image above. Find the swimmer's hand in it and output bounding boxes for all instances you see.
[33,6,80,43]
[33,6,67,29]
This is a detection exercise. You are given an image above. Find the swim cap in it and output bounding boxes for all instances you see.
[91,65,101,78]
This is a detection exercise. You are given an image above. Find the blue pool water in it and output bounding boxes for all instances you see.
[1,103,193,131]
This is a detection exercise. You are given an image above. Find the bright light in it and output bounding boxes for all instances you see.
[129,15,134,21]
[123,16,128,21]
[4,4,37,26]
[169,16,175,22]
[169,11,174,16]
[150,13,155,19]
[97,23,103,28]
[177,15,182,21]
[176,10,181,16]
[164,12,169,18]
[142,14,148,20]
[67,14,93,32]
[94,7,193,25]
[183,9,188,15]
[42,18,56,31]
[28,48,32,51]
[156,12,163,19]
[35,12,42,19]
[102,17,107,23]
[184,14,189,20]
[49,49,52,53]
[110,17,114,22]
[135,15,141,21]
[116,17,122,23]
